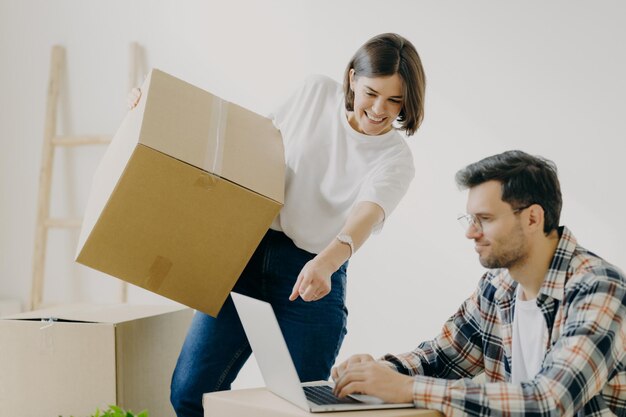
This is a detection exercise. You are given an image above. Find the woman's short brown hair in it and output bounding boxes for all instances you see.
[343,33,426,136]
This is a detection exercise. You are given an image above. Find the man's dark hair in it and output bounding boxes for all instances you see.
[455,150,562,234]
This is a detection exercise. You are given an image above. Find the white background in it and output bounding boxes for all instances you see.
[1,0,625,389]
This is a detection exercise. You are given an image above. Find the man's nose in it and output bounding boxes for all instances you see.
[465,223,482,239]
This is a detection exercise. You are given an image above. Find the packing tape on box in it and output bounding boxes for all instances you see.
[40,317,57,352]
[198,95,229,189]
[40,317,57,330]
[145,255,173,292]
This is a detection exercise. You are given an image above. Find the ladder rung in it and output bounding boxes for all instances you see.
[52,135,112,146]
[44,218,83,228]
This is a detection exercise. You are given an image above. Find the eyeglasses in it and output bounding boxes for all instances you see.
[457,204,532,234]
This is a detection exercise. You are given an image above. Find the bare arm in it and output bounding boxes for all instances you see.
[289,201,384,302]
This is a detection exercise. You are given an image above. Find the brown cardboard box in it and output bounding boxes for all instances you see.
[202,388,443,417]
[76,69,285,316]
[0,303,193,417]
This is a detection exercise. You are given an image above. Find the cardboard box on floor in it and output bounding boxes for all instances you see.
[76,69,285,317]
[0,303,193,417]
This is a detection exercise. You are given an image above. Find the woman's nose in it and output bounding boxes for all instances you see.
[371,98,385,115]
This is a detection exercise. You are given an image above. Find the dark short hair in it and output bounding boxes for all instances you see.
[343,33,426,136]
[455,150,562,234]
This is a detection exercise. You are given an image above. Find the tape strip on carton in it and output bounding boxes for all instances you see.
[145,255,173,292]
[199,95,229,189]
[40,317,57,352]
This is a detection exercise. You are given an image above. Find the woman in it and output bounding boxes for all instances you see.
[145,32,426,417]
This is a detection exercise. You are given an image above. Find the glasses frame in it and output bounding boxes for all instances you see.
[457,204,533,234]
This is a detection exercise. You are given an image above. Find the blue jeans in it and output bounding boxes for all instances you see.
[170,229,349,417]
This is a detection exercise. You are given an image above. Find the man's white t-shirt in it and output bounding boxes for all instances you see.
[270,75,415,254]
[511,284,548,383]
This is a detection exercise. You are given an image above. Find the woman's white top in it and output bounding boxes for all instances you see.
[270,75,415,254]
[511,284,548,383]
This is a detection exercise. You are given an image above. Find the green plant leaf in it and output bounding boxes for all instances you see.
[67,404,148,417]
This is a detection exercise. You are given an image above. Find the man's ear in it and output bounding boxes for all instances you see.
[526,204,545,233]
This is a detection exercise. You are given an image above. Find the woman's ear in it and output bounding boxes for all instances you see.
[349,68,355,91]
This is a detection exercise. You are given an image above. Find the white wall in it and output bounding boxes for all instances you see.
[1,0,625,390]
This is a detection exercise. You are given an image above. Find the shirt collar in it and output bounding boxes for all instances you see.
[538,226,577,301]
[493,226,576,303]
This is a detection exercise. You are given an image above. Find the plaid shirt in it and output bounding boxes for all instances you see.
[383,227,625,416]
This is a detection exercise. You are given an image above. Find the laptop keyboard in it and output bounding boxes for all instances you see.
[303,385,362,405]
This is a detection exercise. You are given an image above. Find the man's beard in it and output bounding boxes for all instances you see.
[479,225,528,269]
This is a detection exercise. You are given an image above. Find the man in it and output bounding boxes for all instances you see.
[332,150,625,416]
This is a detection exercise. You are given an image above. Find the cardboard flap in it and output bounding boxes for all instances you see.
[1,304,186,324]
[221,103,285,204]
[139,69,285,203]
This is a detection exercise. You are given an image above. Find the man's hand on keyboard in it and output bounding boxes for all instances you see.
[331,354,414,404]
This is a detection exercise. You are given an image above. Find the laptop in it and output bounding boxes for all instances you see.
[231,292,414,412]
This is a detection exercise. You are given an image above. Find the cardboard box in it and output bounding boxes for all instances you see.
[0,303,193,417]
[76,69,285,316]
[202,388,442,417]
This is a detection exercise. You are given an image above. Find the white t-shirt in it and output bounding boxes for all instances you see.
[270,75,415,254]
[511,284,548,383]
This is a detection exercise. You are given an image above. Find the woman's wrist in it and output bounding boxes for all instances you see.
[316,240,351,271]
